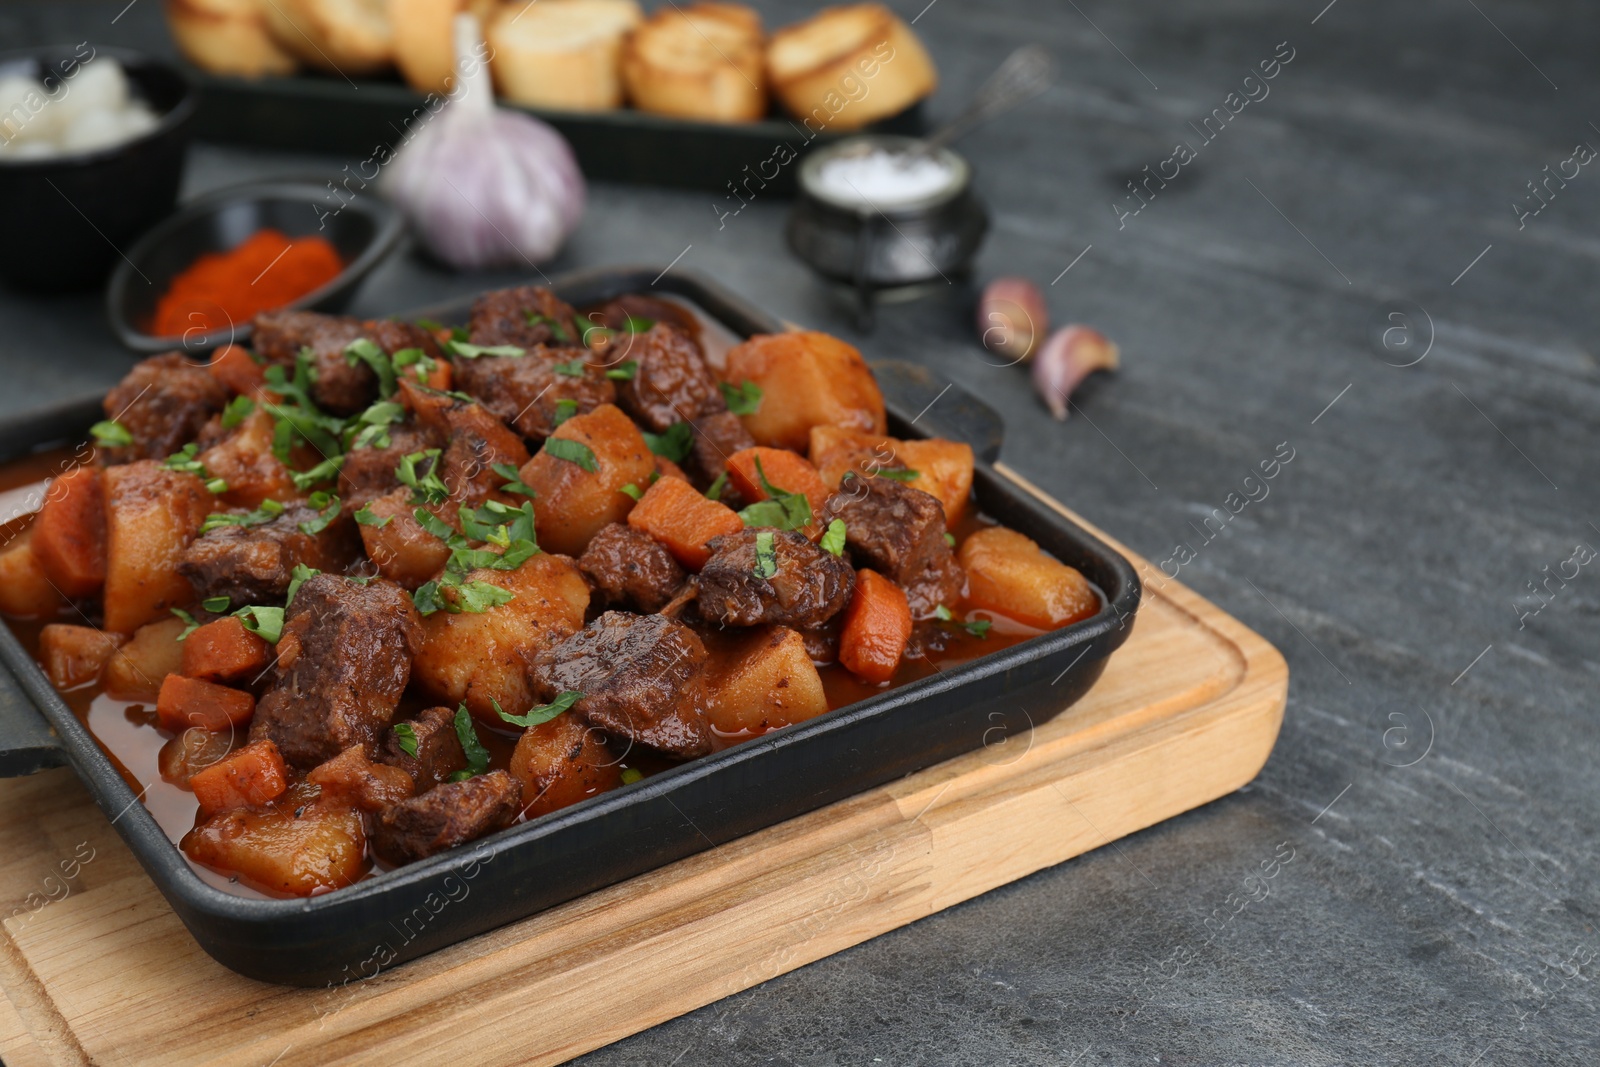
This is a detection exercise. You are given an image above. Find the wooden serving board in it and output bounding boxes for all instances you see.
[0,470,1286,1067]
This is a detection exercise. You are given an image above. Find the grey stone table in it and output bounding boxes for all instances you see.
[4,1,1598,1064]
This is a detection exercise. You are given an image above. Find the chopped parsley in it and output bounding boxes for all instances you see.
[285,563,318,606]
[752,530,778,579]
[820,519,848,557]
[290,454,344,492]
[200,498,285,535]
[495,690,583,729]
[220,395,255,429]
[719,380,763,415]
[345,400,405,451]
[543,437,598,473]
[164,443,227,494]
[201,595,230,613]
[264,349,345,464]
[297,491,340,535]
[396,448,448,505]
[737,456,812,532]
[623,314,656,334]
[445,340,525,359]
[343,338,397,398]
[90,420,133,449]
[552,357,587,378]
[408,501,537,616]
[353,502,391,527]
[620,767,644,785]
[450,706,492,781]
[619,482,643,501]
[642,421,693,463]
[523,311,572,343]
[933,604,991,639]
[553,398,579,426]
[234,605,285,643]
[492,461,537,498]
[412,318,444,333]
[877,467,920,482]
[171,608,200,641]
[944,532,956,547]
[392,722,420,758]
[705,470,729,501]
[605,360,638,381]
[391,346,438,385]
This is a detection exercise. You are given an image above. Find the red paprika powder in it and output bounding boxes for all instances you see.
[150,229,342,337]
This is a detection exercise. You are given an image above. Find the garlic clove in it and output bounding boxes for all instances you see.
[976,276,1048,365]
[1031,325,1119,420]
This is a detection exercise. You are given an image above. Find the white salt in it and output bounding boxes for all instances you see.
[814,148,956,207]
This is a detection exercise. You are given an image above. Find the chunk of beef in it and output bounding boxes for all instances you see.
[406,389,531,504]
[363,319,444,363]
[819,475,964,617]
[379,705,467,789]
[307,744,415,812]
[179,501,362,605]
[590,294,702,344]
[799,617,842,665]
[578,522,687,614]
[530,611,712,758]
[338,421,445,504]
[696,529,854,630]
[371,770,522,866]
[251,310,374,415]
[250,575,422,767]
[451,350,616,442]
[467,286,580,348]
[686,410,756,488]
[101,352,229,463]
[612,323,722,433]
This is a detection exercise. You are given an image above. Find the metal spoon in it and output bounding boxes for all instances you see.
[907,45,1057,159]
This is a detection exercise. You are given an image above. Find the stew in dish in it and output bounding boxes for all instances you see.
[0,287,1101,898]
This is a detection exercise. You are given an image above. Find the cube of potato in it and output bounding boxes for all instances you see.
[809,426,975,526]
[39,624,125,690]
[199,409,297,508]
[412,552,590,727]
[357,488,453,590]
[102,461,211,634]
[103,616,187,702]
[957,527,1100,630]
[182,786,367,897]
[508,711,621,819]
[519,403,656,557]
[722,332,886,452]
[704,625,829,735]
[0,528,67,619]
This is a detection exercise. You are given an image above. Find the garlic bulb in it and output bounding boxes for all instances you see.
[382,14,585,270]
[1032,326,1120,419]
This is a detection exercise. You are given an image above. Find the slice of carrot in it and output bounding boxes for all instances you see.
[726,447,833,515]
[156,673,256,734]
[188,739,287,814]
[839,569,912,684]
[181,616,273,684]
[207,343,266,395]
[30,466,106,598]
[627,474,744,570]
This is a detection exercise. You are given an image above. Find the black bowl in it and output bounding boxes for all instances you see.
[106,177,405,354]
[0,45,196,293]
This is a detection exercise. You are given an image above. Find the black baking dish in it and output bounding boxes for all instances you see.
[0,267,1140,985]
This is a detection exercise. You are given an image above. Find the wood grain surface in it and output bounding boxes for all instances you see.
[0,481,1285,1067]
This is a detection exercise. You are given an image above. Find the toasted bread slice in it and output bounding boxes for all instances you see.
[390,0,497,94]
[621,2,766,123]
[262,0,393,75]
[165,0,299,77]
[488,0,642,111]
[767,3,935,131]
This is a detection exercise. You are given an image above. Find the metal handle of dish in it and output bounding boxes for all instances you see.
[871,359,1006,464]
[0,660,66,777]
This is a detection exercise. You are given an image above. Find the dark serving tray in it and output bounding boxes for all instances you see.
[0,267,1139,986]
[189,70,924,194]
